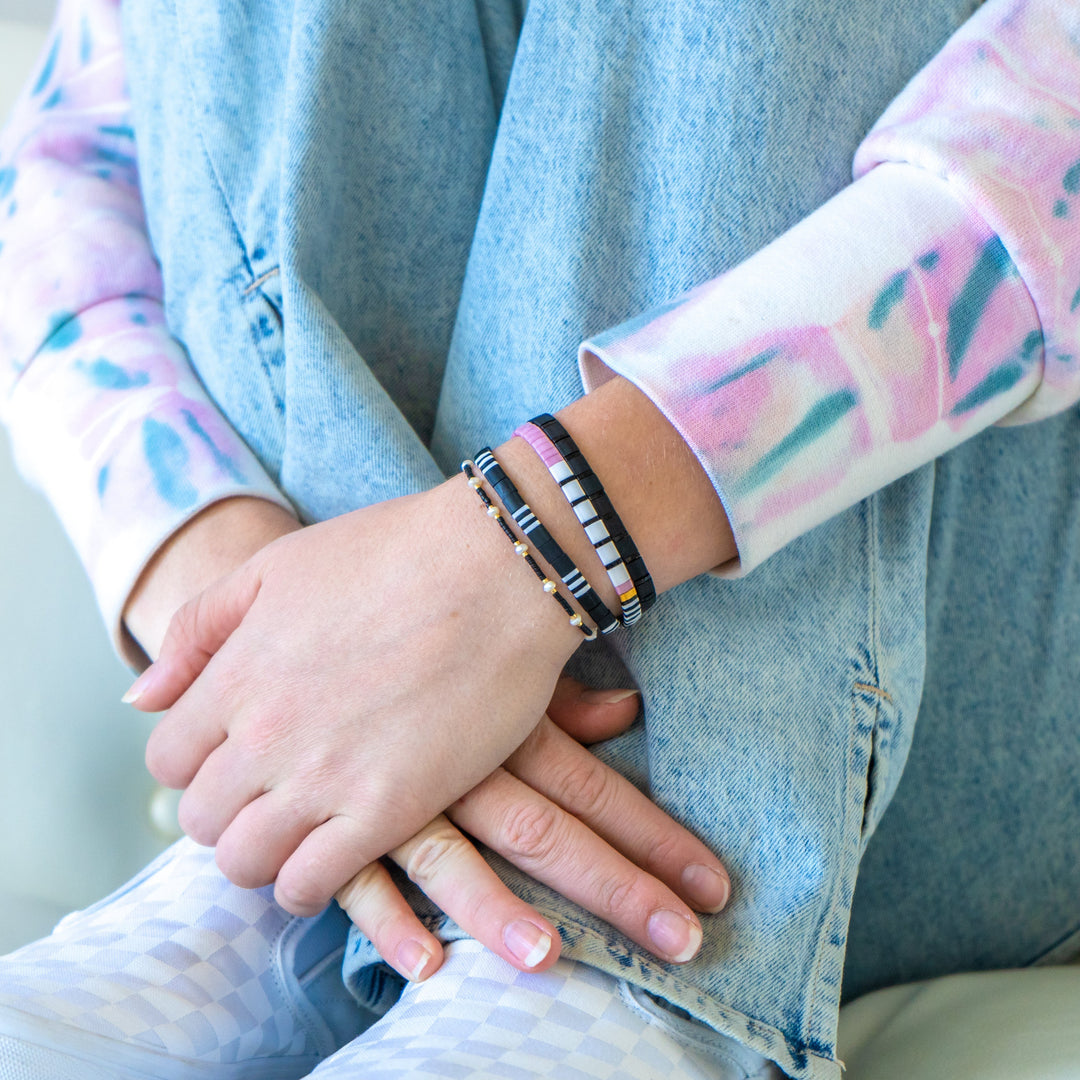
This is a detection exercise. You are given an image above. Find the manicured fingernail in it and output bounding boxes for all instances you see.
[681,863,730,913]
[504,920,552,968]
[397,939,434,982]
[579,688,641,706]
[647,909,702,963]
[121,666,155,705]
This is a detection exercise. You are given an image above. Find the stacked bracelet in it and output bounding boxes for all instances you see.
[461,458,598,641]
[514,414,656,626]
[473,448,620,635]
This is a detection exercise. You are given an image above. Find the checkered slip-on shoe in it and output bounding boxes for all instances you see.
[0,839,365,1080]
[309,939,784,1080]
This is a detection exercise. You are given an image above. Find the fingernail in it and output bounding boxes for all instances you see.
[647,909,702,964]
[397,939,434,982]
[579,688,641,706]
[681,863,730,913]
[503,920,552,968]
[121,666,155,705]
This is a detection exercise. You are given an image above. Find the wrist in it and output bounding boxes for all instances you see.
[437,470,583,669]
[490,435,624,621]
[123,496,301,663]
[495,376,736,613]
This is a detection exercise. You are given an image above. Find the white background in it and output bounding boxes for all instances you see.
[0,1,51,24]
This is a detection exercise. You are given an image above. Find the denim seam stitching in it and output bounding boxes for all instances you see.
[805,496,879,1056]
[404,909,839,1067]
[351,878,841,1073]
[172,0,257,291]
[544,912,840,1074]
[170,0,285,361]
[869,493,881,689]
[151,0,287,454]
[803,693,871,1063]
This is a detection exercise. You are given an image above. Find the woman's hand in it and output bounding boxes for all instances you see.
[335,678,731,981]
[126,476,592,912]
[122,492,730,979]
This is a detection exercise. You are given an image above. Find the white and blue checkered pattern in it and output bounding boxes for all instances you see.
[311,940,783,1080]
[0,839,356,1080]
[0,845,783,1080]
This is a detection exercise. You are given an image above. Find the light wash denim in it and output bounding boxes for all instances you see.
[120,1,1080,1077]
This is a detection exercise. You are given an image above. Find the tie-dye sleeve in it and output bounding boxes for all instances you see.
[0,0,296,665]
[579,0,1073,577]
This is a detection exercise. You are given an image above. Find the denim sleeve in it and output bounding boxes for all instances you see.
[0,0,295,667]
[579,0,1070,577]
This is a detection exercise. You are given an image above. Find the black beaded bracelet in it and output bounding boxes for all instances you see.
[461,459,598,641]
[473,448,620,635]
[514,414,655,625]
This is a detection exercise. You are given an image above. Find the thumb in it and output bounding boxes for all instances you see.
[122,558,264,712]
[546,675,641,745]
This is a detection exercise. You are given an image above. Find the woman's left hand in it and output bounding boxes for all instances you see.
[334,679,730,982]
[127,473,585,917]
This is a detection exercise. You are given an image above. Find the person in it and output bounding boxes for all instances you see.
[0,0,1078,1077]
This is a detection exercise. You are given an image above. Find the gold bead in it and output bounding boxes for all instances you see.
[542,579,557,594]
[570,614,583,627]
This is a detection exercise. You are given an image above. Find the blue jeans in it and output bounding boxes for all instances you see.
[121,1,1080,1077]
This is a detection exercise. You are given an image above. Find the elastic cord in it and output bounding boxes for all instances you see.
[473,448,619,635]
[461,459,598,641]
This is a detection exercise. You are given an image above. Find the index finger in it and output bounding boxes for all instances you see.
[448,768,704,964]
[505,717,731,914]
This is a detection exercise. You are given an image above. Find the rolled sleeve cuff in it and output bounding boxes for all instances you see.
[578,163,1042,577]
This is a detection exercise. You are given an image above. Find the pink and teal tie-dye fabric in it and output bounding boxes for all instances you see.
[0,0,295,664]
[582,0,1076,575]
[856,0,1080,425]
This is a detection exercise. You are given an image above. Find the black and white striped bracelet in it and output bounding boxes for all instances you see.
[513,414,656,626]
[472,448,620,635]
[461,459,598,641]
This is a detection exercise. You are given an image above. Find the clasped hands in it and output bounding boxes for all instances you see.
[124,477,730,984]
